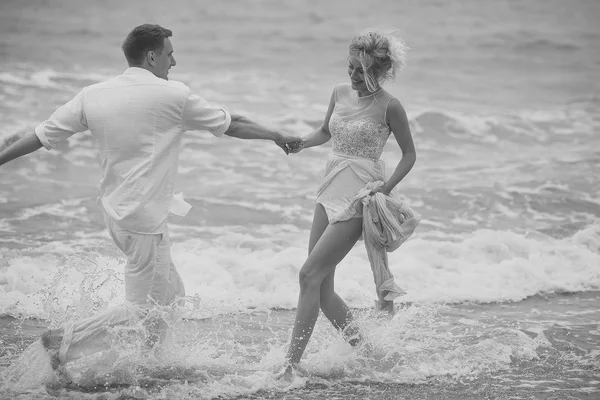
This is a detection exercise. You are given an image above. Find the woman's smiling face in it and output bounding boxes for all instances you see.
[347,55,367,93]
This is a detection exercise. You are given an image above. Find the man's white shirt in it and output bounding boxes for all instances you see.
[35,67,231,233]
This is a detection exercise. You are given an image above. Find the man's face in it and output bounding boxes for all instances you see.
[151,37,176,80]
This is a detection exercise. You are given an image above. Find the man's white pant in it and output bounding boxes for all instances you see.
[56,214,185,364]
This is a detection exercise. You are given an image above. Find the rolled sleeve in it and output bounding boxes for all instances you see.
[34,124,53,149]
[35,90,88,149]
[182,93,231,137]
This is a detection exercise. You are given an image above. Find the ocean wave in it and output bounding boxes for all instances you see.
[1,223,598,320]
[513,37,582,53]
[409,108,599,146]
[0,71,62,89]
[1,62,598,150]
[471,30,583,53]
[0,68,113,93]
[5,106,594,157]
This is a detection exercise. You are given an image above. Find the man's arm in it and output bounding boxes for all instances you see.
[1,89,89,167]
[224,114,301,154]
[181,90,299,151]
[224,114,285,142]
[0,132,43,167]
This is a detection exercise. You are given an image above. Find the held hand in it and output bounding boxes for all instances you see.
[276,142,290,155]
[286,140,304,154]
[275,132,302,155]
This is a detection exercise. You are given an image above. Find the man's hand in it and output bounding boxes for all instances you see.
[276,141,290,155]
[286,141,304,154]
[275,133,302,155]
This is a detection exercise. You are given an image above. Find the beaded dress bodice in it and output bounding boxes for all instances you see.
[329,83,393,160]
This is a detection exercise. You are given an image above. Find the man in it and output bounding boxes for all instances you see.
[0,24,299,375]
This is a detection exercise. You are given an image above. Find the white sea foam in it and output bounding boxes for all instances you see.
[1,223,599,320]
[0,68,114,93]
[14,198,91,222]
[0,71,60,89]
[0,303,547,399]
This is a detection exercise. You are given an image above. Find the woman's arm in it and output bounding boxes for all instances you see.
[301,124,331,149]
[379,98,416,194]
[290,88,336,152]
[375,98,416,313]
[224,114,301,154]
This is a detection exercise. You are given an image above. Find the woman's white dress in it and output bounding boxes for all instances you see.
[316,83,420,304]
[317,83,395,223]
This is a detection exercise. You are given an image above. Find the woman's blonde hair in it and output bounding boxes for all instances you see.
[348,30,408,92]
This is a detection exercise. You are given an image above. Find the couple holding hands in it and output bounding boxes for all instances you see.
[0,23,417,380]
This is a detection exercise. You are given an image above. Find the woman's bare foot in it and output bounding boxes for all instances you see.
[376,299,395,315]
[342,323,362,347]
[273,361,306,382]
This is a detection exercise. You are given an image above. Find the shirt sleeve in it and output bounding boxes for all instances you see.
[34,90,88,149]
[182,92,231,137]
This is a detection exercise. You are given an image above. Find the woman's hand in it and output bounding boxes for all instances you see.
[369,183,392,196]
[275,133,302,155]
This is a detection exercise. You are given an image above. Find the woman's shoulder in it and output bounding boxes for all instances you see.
[333,82,352,95]
[378,87,398,102]
[383,95,408,125]
[328,83,352,103]
[379,89,403,111]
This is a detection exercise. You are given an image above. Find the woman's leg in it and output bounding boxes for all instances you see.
[319,269,354,333]
[286,214,363,365]
[306,205,354,333]
[307,204,330,255]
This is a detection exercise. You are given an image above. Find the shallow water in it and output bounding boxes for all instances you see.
[1,0,600,398]
[1,292,599,399]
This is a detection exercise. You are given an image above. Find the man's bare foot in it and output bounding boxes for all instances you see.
[41,328,72,379]
[41,329,73,387]
[41,328,63,369]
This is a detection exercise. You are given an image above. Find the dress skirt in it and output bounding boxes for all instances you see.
[316,153,385,224]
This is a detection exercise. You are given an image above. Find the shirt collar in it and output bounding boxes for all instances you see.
[123,67,157,77]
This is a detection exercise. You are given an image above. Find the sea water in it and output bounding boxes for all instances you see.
[1,0,599,398]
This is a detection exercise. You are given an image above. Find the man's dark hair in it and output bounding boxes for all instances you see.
[122,24,173,66]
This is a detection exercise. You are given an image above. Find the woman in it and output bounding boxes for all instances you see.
[284,30,417,371]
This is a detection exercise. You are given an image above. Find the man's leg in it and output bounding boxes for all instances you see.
[42,217,183,368]
[42,303,145,368]
[140,228,185,350]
